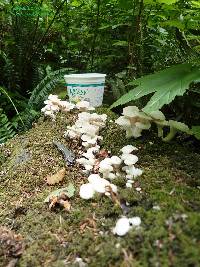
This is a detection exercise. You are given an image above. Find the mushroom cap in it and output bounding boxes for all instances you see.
[80,124,99,136]
[88,174,101,184]
[84,164,93,171]
[113,217,130,236]
[90,113,107,122]
[87,146,100,154]
[124,154,139,165]
[61,102,75,111]
[48,94,60,101]
[107,172,116,180]
[126,182,132,188]
[81,135,98,144]
[76,100,94,111]
[120,145,138,154]
[148,110,166,121]
[90,177,110,193]
[110,156,122,166]
[124,166,143,177]
[129,217,141,227]
[122,106,140,118]
[168,120,190,133]
[76,157,90,165]
[79,183,95,199]
[78,112,91,121]
[99,162,113,174]
[115,116,131,127]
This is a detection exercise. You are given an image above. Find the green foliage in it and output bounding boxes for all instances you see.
[0,109,16,143]
[28,68,73,110]
[110,63,200,112]
[109,76,128,101]
[191,126,200,140]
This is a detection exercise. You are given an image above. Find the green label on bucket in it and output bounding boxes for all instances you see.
[69,87,87,97]
[67,83,104,87]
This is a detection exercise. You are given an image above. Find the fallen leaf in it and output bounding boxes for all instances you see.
[46,167,66,185]
[44,183,76,203]
[66,183,76,198]
[59,199,71,211]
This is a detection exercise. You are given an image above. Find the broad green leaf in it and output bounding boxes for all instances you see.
[191,126,200,140]
[143,68,200,112]
[110,64,200,111]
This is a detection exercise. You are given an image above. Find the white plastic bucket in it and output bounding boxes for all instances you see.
[64,73,106,107]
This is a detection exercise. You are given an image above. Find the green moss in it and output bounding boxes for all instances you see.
[0,109,200,266]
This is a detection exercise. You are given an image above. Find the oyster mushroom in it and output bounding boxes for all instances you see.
[79,183,95,199]
[120,145,138,154]
[113,217,130,236]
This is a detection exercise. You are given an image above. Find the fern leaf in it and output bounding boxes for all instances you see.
[110,63,200,111]
[0,109,16,143]
[28,68,73,110]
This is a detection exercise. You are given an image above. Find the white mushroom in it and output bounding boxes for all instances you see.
[110,156,122,168]
[99,159,113,175]
[113,217,131,236]
[79,183,95,199]
[76,100,95,111]
[89,176,110,194]
[129,217,141,227]
[59,101,75,112]
[120,145,138,154]
[126,182,132,188]
[107,172,116,180]
[123,154,139,165]
[123,166,143,177]
[122,106,140,118]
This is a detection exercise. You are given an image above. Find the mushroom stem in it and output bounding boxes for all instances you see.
[157,125,163,138]
[162,127,177,142]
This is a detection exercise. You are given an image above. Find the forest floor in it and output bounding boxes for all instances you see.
[0,108,200,267]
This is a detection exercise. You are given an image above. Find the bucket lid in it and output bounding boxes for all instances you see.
[64,73,106,84]
[64,73,106,79]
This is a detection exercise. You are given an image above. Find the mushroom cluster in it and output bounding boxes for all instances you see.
[41,94,75,119]
[78,144,143,199]
[79,174,117,200]
[41,96,144,237]
[65,112,107,148]
[120,145,143,188]
[115,106,167,138]
[41,95,94,120]
[115,106,192,142]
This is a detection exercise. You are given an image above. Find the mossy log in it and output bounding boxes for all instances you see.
[0,109,200,267]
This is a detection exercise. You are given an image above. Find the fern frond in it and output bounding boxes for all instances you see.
[28,68,73,110]
[0,109,16,143]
